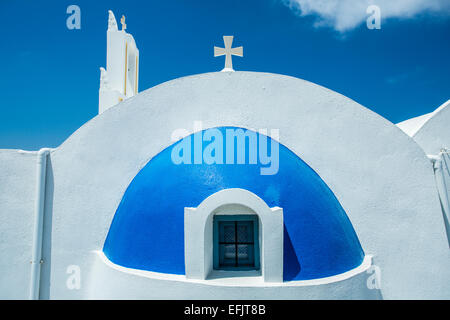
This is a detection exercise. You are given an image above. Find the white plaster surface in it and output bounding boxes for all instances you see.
[396,113,433,137]
[432,152,450,245]
[1,72,449,299]
[410,100,450,154]
[99,10,139,114]
[86,252,379,299]
[0,150,37,299]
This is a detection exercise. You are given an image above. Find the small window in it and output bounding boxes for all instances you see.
[213,215,260,270]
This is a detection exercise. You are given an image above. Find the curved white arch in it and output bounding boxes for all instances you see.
[43,71,449,298]
[184,188,283,282]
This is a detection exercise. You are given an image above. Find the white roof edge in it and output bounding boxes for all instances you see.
[396,99,450,137]
[396,112,433,137]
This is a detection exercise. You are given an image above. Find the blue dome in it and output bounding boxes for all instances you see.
[103,127,364,281]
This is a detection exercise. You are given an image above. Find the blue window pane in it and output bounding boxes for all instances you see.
[237,244,254,266]
[214,215,259,270]
[237,221,253,243]
[219,222,235,243]
[219,244,236,266]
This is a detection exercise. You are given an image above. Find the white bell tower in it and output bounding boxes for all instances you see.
[99,10,140,114]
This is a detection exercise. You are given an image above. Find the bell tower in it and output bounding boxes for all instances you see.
[99,10,140,114]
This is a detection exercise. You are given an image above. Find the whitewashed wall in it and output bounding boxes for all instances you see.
[0,150,37,299]
[413,101,450,155]
[1,72,449,299]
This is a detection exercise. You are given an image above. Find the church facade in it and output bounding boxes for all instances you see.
[0,11,449,300]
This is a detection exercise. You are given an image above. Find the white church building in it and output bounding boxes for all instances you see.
[0,11,449,300]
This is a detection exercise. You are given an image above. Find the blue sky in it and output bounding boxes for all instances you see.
[0,0,449,150]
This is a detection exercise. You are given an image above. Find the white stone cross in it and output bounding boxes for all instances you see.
[214,36,243,72]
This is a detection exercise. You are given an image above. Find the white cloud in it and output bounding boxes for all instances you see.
[283,0,450,32]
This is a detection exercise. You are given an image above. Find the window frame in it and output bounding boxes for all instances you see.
[184,188,284,282]
[213,214,260,271]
